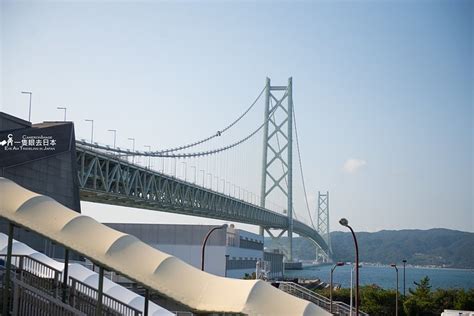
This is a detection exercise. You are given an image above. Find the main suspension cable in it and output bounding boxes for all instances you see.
[77,91,287,159]
[151,86,266,154]
[293,102,315,229]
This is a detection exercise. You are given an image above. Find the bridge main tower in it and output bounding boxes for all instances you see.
[316,191,332,262]
[259,77,295,261]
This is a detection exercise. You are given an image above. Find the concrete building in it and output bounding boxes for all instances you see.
[106,223,284,279]
[0,112,81,260]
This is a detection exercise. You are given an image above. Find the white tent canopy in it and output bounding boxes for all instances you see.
[0,177,330,315]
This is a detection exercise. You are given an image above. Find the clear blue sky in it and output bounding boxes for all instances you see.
[1,0,472,233]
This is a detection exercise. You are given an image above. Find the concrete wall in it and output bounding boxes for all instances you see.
[106,223,227,246]
[0,113,81,260]
[154,244,227,276]
[0,114,81,212]
[105,223,275,279]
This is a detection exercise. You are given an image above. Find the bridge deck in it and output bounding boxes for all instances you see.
[76,144,329,253]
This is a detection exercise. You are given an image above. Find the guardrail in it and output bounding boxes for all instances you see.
[0,254,142,316]
[0,254,61,297]
[276,281,369,316]
[69,277,141,316]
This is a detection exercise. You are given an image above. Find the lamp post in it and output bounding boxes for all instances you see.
[330,261,345,313]
[108,129,117,149]
[350,264,362,316]
[340,218,359,316]
[201,224,228,271]
[21,91,32,121]
[173,158,177,177]
[144,145,151,168]
[200,170,205,186]
[402,259,407,297]
[207,173,212,188]
[128,138,135,163]
[181,162,187,180]
[191,166,197,183]
[85,119,94,143]
[391,264,399,316]
[57,107,67,121]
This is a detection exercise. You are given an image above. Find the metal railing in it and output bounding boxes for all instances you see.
[69,277,141,316]
[0,254,142,316]
[0,254,61,298]
[276,281,369,316]
[10,277,86,316]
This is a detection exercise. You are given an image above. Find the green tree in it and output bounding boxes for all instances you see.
[242,272,256,280]
[403,276,435,316]
[432,289,458,314]
[453,289,474,310]
[360,285,400,316]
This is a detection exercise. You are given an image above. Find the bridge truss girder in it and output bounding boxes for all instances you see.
[76,145,329,253]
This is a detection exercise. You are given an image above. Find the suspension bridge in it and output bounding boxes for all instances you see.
[74,77,332,262]
[0,77,338,315]
[0,77,332,263]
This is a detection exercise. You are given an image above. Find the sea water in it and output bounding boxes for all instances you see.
[284,264,474,290]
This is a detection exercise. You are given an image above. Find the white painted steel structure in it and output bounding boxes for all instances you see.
[0,233,172,315]
[0,177,330,315]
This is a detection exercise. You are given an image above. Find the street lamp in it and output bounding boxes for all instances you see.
[402,259,407,297]
[391,263,399,316]
[128,138,135,163]
[173,158,177,177]
[340,218,359,316]
[191,166,196,183]
[207,173,212,188]
[201,224,228,271]
[181,162,187,180]
[108,129,117,149]
[200,170,205,186]
[144,145,151,168]
[21,91,32,121]
[350,264,362,316]
[330,261,345,313]
[85,119,94,143]
[57,107,67,121]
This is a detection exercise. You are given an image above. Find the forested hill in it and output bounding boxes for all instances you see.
[266,228,474,269]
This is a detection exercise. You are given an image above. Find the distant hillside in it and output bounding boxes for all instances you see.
[265,228,474,269]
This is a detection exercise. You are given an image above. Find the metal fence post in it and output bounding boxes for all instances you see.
[96,266,104,316]
[62,248,69,303]
[2,222,14,316]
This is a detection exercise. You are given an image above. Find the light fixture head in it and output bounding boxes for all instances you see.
[339,218,349,226]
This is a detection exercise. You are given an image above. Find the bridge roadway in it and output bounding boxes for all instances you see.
[76,142,329,253]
